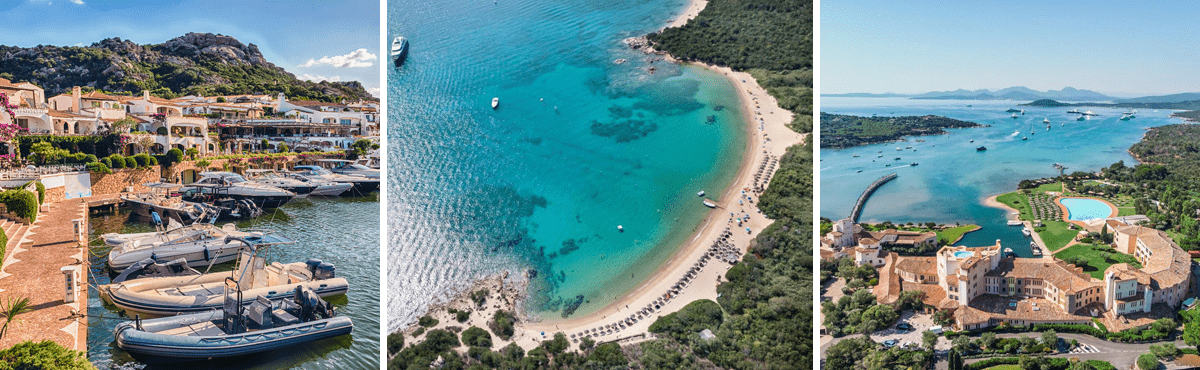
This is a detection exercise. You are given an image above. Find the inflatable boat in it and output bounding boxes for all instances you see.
[105,223,293,271]
[115,280,352,362]
[101,249,347,316]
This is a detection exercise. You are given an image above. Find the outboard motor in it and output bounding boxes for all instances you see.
[293,285,334,321]
[305,259,336,280]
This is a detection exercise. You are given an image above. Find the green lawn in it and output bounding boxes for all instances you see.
[1055,243,1142,279]
[996,192,1032,220]
[984,366,1023,370]
[1036,220,1079,252]
[938,224,980,245]
[1117,207,1137,217]
[1035,182,1063,193]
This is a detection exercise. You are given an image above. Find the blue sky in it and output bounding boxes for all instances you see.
[0,0,381,96]
[822,1,1200,96]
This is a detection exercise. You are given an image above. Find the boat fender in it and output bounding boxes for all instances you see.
[203,247,210,261]
[150,252,157,261]
[151,211,162,226]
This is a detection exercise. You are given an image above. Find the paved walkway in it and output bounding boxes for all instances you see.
[0,199,88,350]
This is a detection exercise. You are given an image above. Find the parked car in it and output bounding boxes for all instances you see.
[896,322,913,331]
[882,339,898,348]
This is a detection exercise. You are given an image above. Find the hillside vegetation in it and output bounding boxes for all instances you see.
[648,0,813,133]
[0,33,374,102]
[820,113,985,148]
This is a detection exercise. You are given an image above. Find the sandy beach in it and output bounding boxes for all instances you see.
[667,0,708,28]
[396,0,804,351]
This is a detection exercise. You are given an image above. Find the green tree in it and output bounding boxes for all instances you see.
[1137,353,1159,370]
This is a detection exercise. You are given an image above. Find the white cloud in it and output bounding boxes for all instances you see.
[297,74,341,83]
[368,87,380,97]
[298,48,377,68]
[70,0,84,4]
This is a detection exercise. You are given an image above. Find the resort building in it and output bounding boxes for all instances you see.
[273,94,378,136]
[820,217,937,262]
[824,217,1193,332]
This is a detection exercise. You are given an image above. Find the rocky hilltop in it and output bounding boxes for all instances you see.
[0,33,374,102]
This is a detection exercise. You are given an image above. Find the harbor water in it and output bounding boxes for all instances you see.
[819,97,1183,256]
[85,195,380,369]
[387,0,748,330]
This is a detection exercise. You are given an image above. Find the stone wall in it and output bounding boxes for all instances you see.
[162,154,338,180]
[90,166,162,195]
[44,186,65,203]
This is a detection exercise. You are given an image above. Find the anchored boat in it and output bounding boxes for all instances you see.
[114,279,352,362]
[245,169,319,197]
[392,36,409,67]
[293,165,378,195]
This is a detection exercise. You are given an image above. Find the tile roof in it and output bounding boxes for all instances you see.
[985,258,1099,294]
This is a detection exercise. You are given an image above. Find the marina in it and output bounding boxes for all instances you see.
[821,97,1183,257]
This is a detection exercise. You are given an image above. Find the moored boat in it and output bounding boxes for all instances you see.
[101,249,348,316]
[180,172,295,209]
[105,223,293,271]
[114,281,352,362]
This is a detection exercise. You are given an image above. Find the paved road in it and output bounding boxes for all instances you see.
[823,330,1193,370]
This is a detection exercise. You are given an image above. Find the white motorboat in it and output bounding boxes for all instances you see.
[123,183,221,224]
[391,36,409,66]
[105,223,293,271]
[293,165,378,195]
[180,172,295,208]
[492,97,499,109]
[101,248,348,316]
[313,159,380,179]
[246,169,318,197]
[703,199,717,208]
[1043,118,1050,123]
[696,191,705,197]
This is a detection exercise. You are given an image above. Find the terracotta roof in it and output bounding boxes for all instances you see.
[1110,223,1190,290]
[895,257,936,277]
[985,258,1099,294]
[45,110,92,119]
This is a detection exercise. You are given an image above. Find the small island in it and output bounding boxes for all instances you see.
[820,113,986,148]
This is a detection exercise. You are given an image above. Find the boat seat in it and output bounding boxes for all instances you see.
[265,263,286,287]
[186,322,226,337]
[272,308,299,326]
[246,296,273,326]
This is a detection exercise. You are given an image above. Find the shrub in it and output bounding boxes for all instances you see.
[0,189,38,223]
[461,326,492,348]
[83,154,97,163]
[123,157,137,169]
[278,143,289,153]
[540,332,569,354]
[164,148,184,167]
[156,127,167,135]
[133,154,153,168]
[106,154,125,169]
[1138,353,1158,370]
[21,181,44,205]
[648,299,724,345]
[86,162,111,174]
[185,147,199,159]
[0,340,95,370]
[489,310,516,340]
[386,331,404,355]
[418,315,438,328]
[579,336,595,350]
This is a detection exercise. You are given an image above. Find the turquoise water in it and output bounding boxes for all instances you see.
[387,0,748,330]
[820,97,1185,256]
[86,197,380,369]
[953,251,974,258]
[1061,198,1114,221]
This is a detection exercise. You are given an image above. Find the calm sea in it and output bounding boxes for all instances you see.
[387,0,748,330]
[819,97,1184,256]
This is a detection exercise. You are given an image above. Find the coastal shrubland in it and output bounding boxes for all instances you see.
[820,113,986,148]
[821,288,898,337]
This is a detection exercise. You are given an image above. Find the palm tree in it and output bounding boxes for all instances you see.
[0,296,33,338]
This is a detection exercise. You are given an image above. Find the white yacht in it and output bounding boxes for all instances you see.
[1042,118,1050,123]
[492,97,500,109]
[246,169,317,197]
[315,159,380,179]
[180,172,295,208]
[392,36,409,66]
[293,165,379,195]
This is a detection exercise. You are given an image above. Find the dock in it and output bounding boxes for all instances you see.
[0,199,89,351]
[850,173,898,223]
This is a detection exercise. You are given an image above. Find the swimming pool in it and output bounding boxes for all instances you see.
[953,251,974,258]
[1059,198,1114,221]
